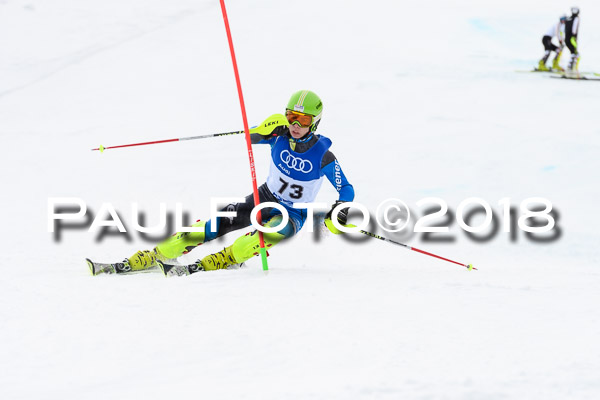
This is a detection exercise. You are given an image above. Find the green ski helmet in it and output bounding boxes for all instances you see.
[286,90,323,132]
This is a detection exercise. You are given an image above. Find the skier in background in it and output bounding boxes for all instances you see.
[117,90,354,273]
[565,6,580,71]
[537,15,566,72]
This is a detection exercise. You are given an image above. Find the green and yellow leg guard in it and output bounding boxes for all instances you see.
[555,50,562,63]
[228,215,289,263]
[156,220,207,260]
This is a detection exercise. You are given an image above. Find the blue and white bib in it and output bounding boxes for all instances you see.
[266,135,332,206]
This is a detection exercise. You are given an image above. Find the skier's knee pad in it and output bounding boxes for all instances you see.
[156,220,206,259]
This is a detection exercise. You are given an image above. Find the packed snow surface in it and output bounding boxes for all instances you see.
[1,0,599,399]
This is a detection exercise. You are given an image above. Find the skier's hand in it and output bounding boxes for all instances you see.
[325,200,349,234]
[269,125,288,137]
[327,200,349,225]
[250,114,289,136]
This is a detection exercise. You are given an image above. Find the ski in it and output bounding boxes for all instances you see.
[550,75,600,81]
[515,68,564,74]
[516,69,598,76]
[157,260,247,277]
[87,258,247,277]
[158,260,204,277]
[86,258,159,276]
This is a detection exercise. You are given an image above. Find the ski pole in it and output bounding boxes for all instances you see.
[91,114,288,152]
[340,223,476,270]
[91,130,242,152]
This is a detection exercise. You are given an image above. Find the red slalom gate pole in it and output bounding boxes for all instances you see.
[219,0,269,271]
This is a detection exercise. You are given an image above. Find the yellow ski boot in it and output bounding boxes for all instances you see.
[200,246,237,271]
[566,54,581,78]
[196,215,289,272]
[127,248,172,271]
[537,60,550,72]
[552,57,564,72]
[128,220,208,272]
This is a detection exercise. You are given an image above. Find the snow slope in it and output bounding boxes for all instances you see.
[1,0,599,399]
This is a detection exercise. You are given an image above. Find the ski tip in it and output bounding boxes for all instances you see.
[86,258,96,275]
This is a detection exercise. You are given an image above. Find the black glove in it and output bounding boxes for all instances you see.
[270,125,288,137]
[326,200,349,225]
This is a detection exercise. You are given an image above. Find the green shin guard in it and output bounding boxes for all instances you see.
[230,230,286,263]
[156,220,207,259]
[230,216,289,263]
[199,230,285,271]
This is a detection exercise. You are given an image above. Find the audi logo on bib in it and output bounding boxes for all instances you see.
[280,150,313,173]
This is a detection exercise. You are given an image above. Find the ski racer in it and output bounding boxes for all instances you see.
[565,7,580,71]
[538,15,566,72]
[123,90,355,273]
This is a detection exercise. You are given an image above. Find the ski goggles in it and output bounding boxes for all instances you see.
[285,110,313,128]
